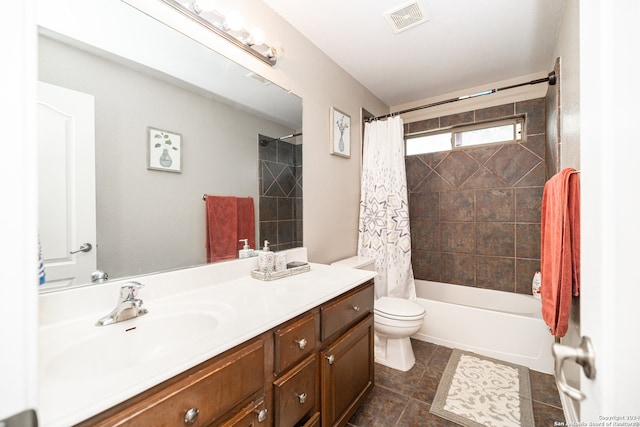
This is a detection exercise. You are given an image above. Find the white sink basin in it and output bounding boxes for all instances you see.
[45,310,221,380]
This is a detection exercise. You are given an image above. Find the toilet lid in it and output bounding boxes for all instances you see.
[374,297,426,320]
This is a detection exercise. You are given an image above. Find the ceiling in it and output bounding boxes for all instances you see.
[261,0,566,107]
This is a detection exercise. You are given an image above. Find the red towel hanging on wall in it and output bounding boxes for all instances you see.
[205,196,255,263]
[540,168,580,338]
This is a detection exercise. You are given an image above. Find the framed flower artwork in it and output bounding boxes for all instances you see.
[330,107,350,158]
[147,127,182,172]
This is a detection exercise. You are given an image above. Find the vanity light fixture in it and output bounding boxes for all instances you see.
[165,0,279,66]
[222,10,244,32]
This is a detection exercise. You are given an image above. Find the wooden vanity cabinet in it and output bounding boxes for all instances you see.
[272,310,320,427]
[270,280,374,427]
[319,282,374,427]
[75,279,374,427]
[75,336,271,427]
[320,315,374,427]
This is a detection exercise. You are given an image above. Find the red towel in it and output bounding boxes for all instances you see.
[236,197,256,251]
[540,168,580,337]
[205,196,255,263]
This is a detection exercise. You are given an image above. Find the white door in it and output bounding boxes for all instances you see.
[37,81,96,289]
[574,0,640,418]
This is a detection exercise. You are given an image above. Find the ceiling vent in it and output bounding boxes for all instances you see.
[383,0,429,34]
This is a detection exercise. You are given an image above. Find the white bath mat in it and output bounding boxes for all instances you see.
[430,349,534,427]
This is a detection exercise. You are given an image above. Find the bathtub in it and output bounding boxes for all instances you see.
[412,280,554,373]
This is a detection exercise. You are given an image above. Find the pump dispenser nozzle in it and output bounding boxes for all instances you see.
[238,239,254,259]
[258,240,274,273]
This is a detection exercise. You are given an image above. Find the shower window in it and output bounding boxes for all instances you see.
[406,117,524,155]
[406,131,451,155]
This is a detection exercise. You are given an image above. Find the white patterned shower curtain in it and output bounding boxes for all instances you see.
[358,116,416,300]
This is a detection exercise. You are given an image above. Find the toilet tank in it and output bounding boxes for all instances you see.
[331,256,375,271]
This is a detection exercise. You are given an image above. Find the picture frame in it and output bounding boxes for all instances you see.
[147,127,182,173]
[330,107,351,158]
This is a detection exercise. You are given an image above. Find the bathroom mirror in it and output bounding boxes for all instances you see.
[37,0,302,292]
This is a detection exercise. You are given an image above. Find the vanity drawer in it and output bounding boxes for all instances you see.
[219,398,268,426]
[321,281,374,341]
[77,339,265,427]
[301,412,320,427]
[273,354,317,427]
[274,311,318,375]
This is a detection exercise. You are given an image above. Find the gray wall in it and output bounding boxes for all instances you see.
[39,36,294,278]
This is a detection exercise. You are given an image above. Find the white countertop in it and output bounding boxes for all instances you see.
[38,252,375,427]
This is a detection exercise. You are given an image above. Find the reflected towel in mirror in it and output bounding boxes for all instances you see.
[205,196,255,263]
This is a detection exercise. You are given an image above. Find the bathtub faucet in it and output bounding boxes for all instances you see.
[95,281,148,326]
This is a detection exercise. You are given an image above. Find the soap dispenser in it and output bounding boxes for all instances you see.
[258,240,274,273]
[238,239,254,259]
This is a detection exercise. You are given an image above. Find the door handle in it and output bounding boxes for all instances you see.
[70,242,92,254]
[552,336,596,401]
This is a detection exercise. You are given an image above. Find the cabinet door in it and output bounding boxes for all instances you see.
[320,315,374,427]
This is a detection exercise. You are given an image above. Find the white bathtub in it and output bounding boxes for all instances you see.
[413,280,554,373]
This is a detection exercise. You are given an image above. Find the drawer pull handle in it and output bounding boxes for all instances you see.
[184,407,199,425]
[326,354,335,365]
[352,305,360,312]
[295,392,308,404]
[255,408,268,423]
[294,338,307,350]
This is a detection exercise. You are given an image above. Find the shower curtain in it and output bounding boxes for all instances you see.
[358,116,416,300]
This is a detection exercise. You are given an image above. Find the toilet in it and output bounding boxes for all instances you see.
[331,256,426,372]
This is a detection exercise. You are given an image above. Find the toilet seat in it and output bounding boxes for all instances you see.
[374,297,425,321]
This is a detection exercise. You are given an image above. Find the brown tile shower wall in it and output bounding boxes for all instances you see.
[406,98,546,294]
[258,137,303,251]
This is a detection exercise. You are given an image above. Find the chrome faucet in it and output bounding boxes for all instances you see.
[95,281,148,326]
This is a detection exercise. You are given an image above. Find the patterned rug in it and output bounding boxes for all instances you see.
[430,349,535,427]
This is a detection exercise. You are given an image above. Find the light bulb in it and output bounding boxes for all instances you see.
[267,42,284,59]
[246,27,266,46]
[195,0,216,12]
[224,10,244,31]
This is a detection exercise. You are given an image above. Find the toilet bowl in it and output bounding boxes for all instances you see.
[331,256,426,372]
[373,296,425,371]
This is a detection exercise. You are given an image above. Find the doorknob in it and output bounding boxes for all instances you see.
[70,242,92,254]
[552,336,596,401]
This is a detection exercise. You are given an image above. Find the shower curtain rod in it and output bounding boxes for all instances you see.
[259,132,302,146]
[367,71,556,123]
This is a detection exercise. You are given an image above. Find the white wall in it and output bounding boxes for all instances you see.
[0,0,39,420]
[554,1,581,168]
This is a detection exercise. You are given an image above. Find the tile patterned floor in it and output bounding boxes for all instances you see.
[348,339,565,427]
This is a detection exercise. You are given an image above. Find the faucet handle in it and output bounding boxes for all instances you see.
[120,281,144,301]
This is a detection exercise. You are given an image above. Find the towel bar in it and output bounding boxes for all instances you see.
[202,194,253,200]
